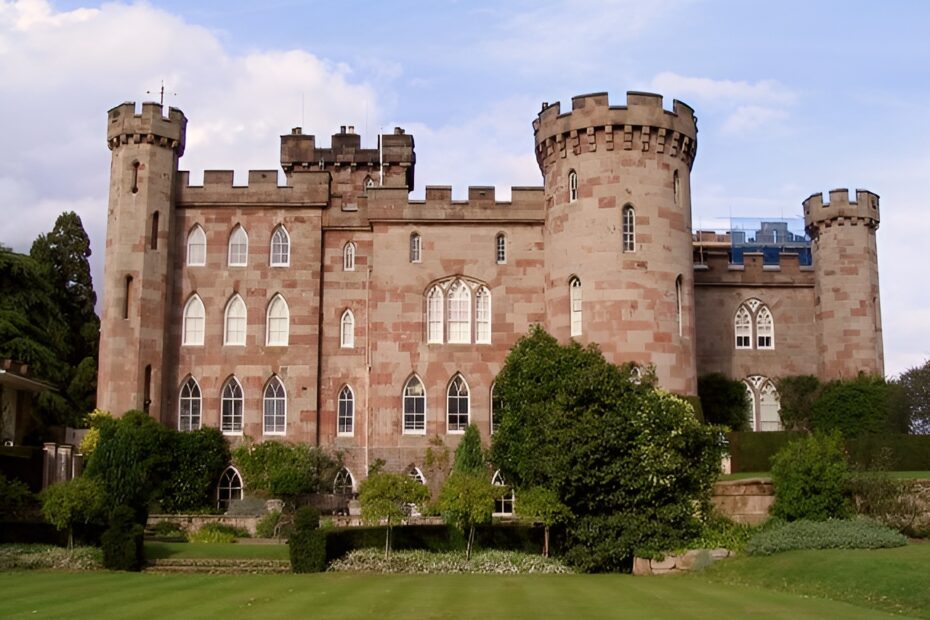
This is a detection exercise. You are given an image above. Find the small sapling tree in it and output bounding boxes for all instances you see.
[40,476,106,549]
[358,472,430,559]
[516,486,572,557]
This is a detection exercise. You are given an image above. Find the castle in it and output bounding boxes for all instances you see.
[97,91,883,496]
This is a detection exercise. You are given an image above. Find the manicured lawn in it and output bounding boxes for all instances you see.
[145,541,290,560]
[718,470,930,481]
[695,542,930,618]
[0,571,901,619]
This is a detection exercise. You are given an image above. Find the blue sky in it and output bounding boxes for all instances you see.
[1,0,928,375]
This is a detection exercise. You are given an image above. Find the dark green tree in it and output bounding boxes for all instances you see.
[775,375,821,431]
[160,427,231,513]
[490,326,725,571]
[896,359,930,434]
[810,375,905,437]
[698,373,750,431]
[231,440,340,507]
[452,424,486,475]
[771,432,850,521]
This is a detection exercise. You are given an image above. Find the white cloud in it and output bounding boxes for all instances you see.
[721,105,789,135]
[0,0,381,301]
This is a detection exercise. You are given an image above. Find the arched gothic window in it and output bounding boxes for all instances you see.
[427,286,444,343]
[475,286,491,344]
[447,281,471,343]
[340,309,355,348]
[338,385,354,435]
[343,241,356,271]
[217,467,243,511]
[183,295,205,346]
[495,233,507,264]
[266,295,289,346]
[744,375,782,432]
[490,382,501,434]
[734,299,775,350]
[409,232,422,263]
[570,276,582,337]
[363,176,375,194]
[408,466,427,485]
[228,225,248,267]
[179,376,201,432]
[447,374,470,433]
[221,377,244,434]
[568,170,578,203]
[403,376,426,434]
[622,205,635,252]
[187,225,206,266]
[224,295,247,346]
[263,376,286,434]
[333,467,355,495]
[270,225,290,266]
[492,470,515,516]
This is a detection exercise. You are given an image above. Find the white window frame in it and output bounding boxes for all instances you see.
[759,380,782,431]
[476,286,491,344]
[228,225,248,267]
[266,294,289,346]
[622,205,635,252]
[427,286,444,344]
[217,466,243,510]
[224,294,247,346]
[187,225,206,267]
[403,376,426,435]
[343,241,356,272]
[408,467,427,485]
[334,467,355,495]
[570,276,582,337]
[263,376,286,435]
[446,374,470,434]
[756,306,775,350]
[270,225,290,267]
[182,294,205,346]
[735,305,752,349]
[492,470,514,516]
[495,233,506,264]
[221,377,244,435]
[447,280,471,344]
[179,376,201,432]
[340,309,355,348]
[338,385,355,436]
[568,170,578,203]
[410,232,421,263]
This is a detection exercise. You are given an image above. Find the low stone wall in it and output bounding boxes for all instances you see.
[633,548,732,575]
[712,478,774,525]
[148,514,261,537]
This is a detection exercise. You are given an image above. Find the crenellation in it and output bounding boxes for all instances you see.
[107,101,186,155]
[803,188,880,236]
[176,169,330,206]
[368,186,544,222]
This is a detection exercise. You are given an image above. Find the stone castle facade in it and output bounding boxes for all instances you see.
[97,91,883,492]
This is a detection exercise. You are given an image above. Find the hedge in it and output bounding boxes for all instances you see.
[727,432,930,473]
[324,524,553,562]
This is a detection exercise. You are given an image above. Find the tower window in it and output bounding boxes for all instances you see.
[341,309,355,348]
[150,211,159,250]
[568,170,578,203]
[622,205,635,252]
[675,275,683,337]
[495,233,507,264]
[131,161,140,194]
[344,242,356,271]
[673,170,681,207]
[123,275,133,319]
[570,276,582,337]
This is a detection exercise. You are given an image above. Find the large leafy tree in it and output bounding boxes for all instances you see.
[697,373,750,431]
[490,326,726,572]
[896,359,930,434]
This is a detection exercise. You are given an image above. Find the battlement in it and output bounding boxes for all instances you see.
[281,125,416,189]
[533,91,698,172]
[107,101,187,155]
[694,248,815,287]
[366,185,545,222]
[175,169,330,206]
[803,188,880,235]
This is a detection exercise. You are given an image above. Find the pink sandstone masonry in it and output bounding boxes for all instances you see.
[97,94,884,490]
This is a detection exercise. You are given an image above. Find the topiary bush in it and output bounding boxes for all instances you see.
[770,432,850,521]
[746,518,906,555]
[289,507,326,573]
[101,505,144,571]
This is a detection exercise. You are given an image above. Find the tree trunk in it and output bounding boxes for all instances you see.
[384,523,391,560]
[543,525,550,558]
[466,525,475,561]
[68,528,73,551]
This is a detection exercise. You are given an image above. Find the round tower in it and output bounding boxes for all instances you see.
[533,92,699,394]
[803,188,883,379]
[98,102,186,420]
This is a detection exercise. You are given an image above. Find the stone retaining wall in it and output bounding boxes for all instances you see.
[148,514,261,537]
[711,478,774,524]
[633,548,732,575]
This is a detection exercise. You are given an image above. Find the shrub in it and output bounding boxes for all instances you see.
[726,431,805,472]
[290,507,326,573]
[698,373,750,431]
[328,548,572,574]
[0,473,34,520]
[771,432,850,521]
[0,544,102,570]
[232,441,339,505]
[776,375,821,431]
[678,512,753,553]
[746,518,906,555]
[188,523,248,543]
[101,505,144,571]
[256,510,294,539]
[160,427,230,513]
[810,375,904,437]
[150,521,187,539]
[40,477,106,549]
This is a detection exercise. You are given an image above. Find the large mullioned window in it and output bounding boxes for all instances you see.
[447,374,470,433]
[734,299,775,350]
[221,377,244,434]
[403,376,426,434]
[425,278,492,345]
[744,375,782,432]
[263,376,286,434]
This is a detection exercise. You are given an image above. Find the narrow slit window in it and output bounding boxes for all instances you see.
[341,309,355,348]
[131,161,139,194]
[410,233,422,263]
[570,277,582,337]
[142,364,152,413]
[568,170,578,203]
[495,233,506,264]
[123,275,133,319]
[675,275,683,337]
[344,242,356,271]
[150,211,159,250]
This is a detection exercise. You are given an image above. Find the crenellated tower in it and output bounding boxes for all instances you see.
[533,92,699,394]
[98,102,186,420]
[803,188,883,379]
